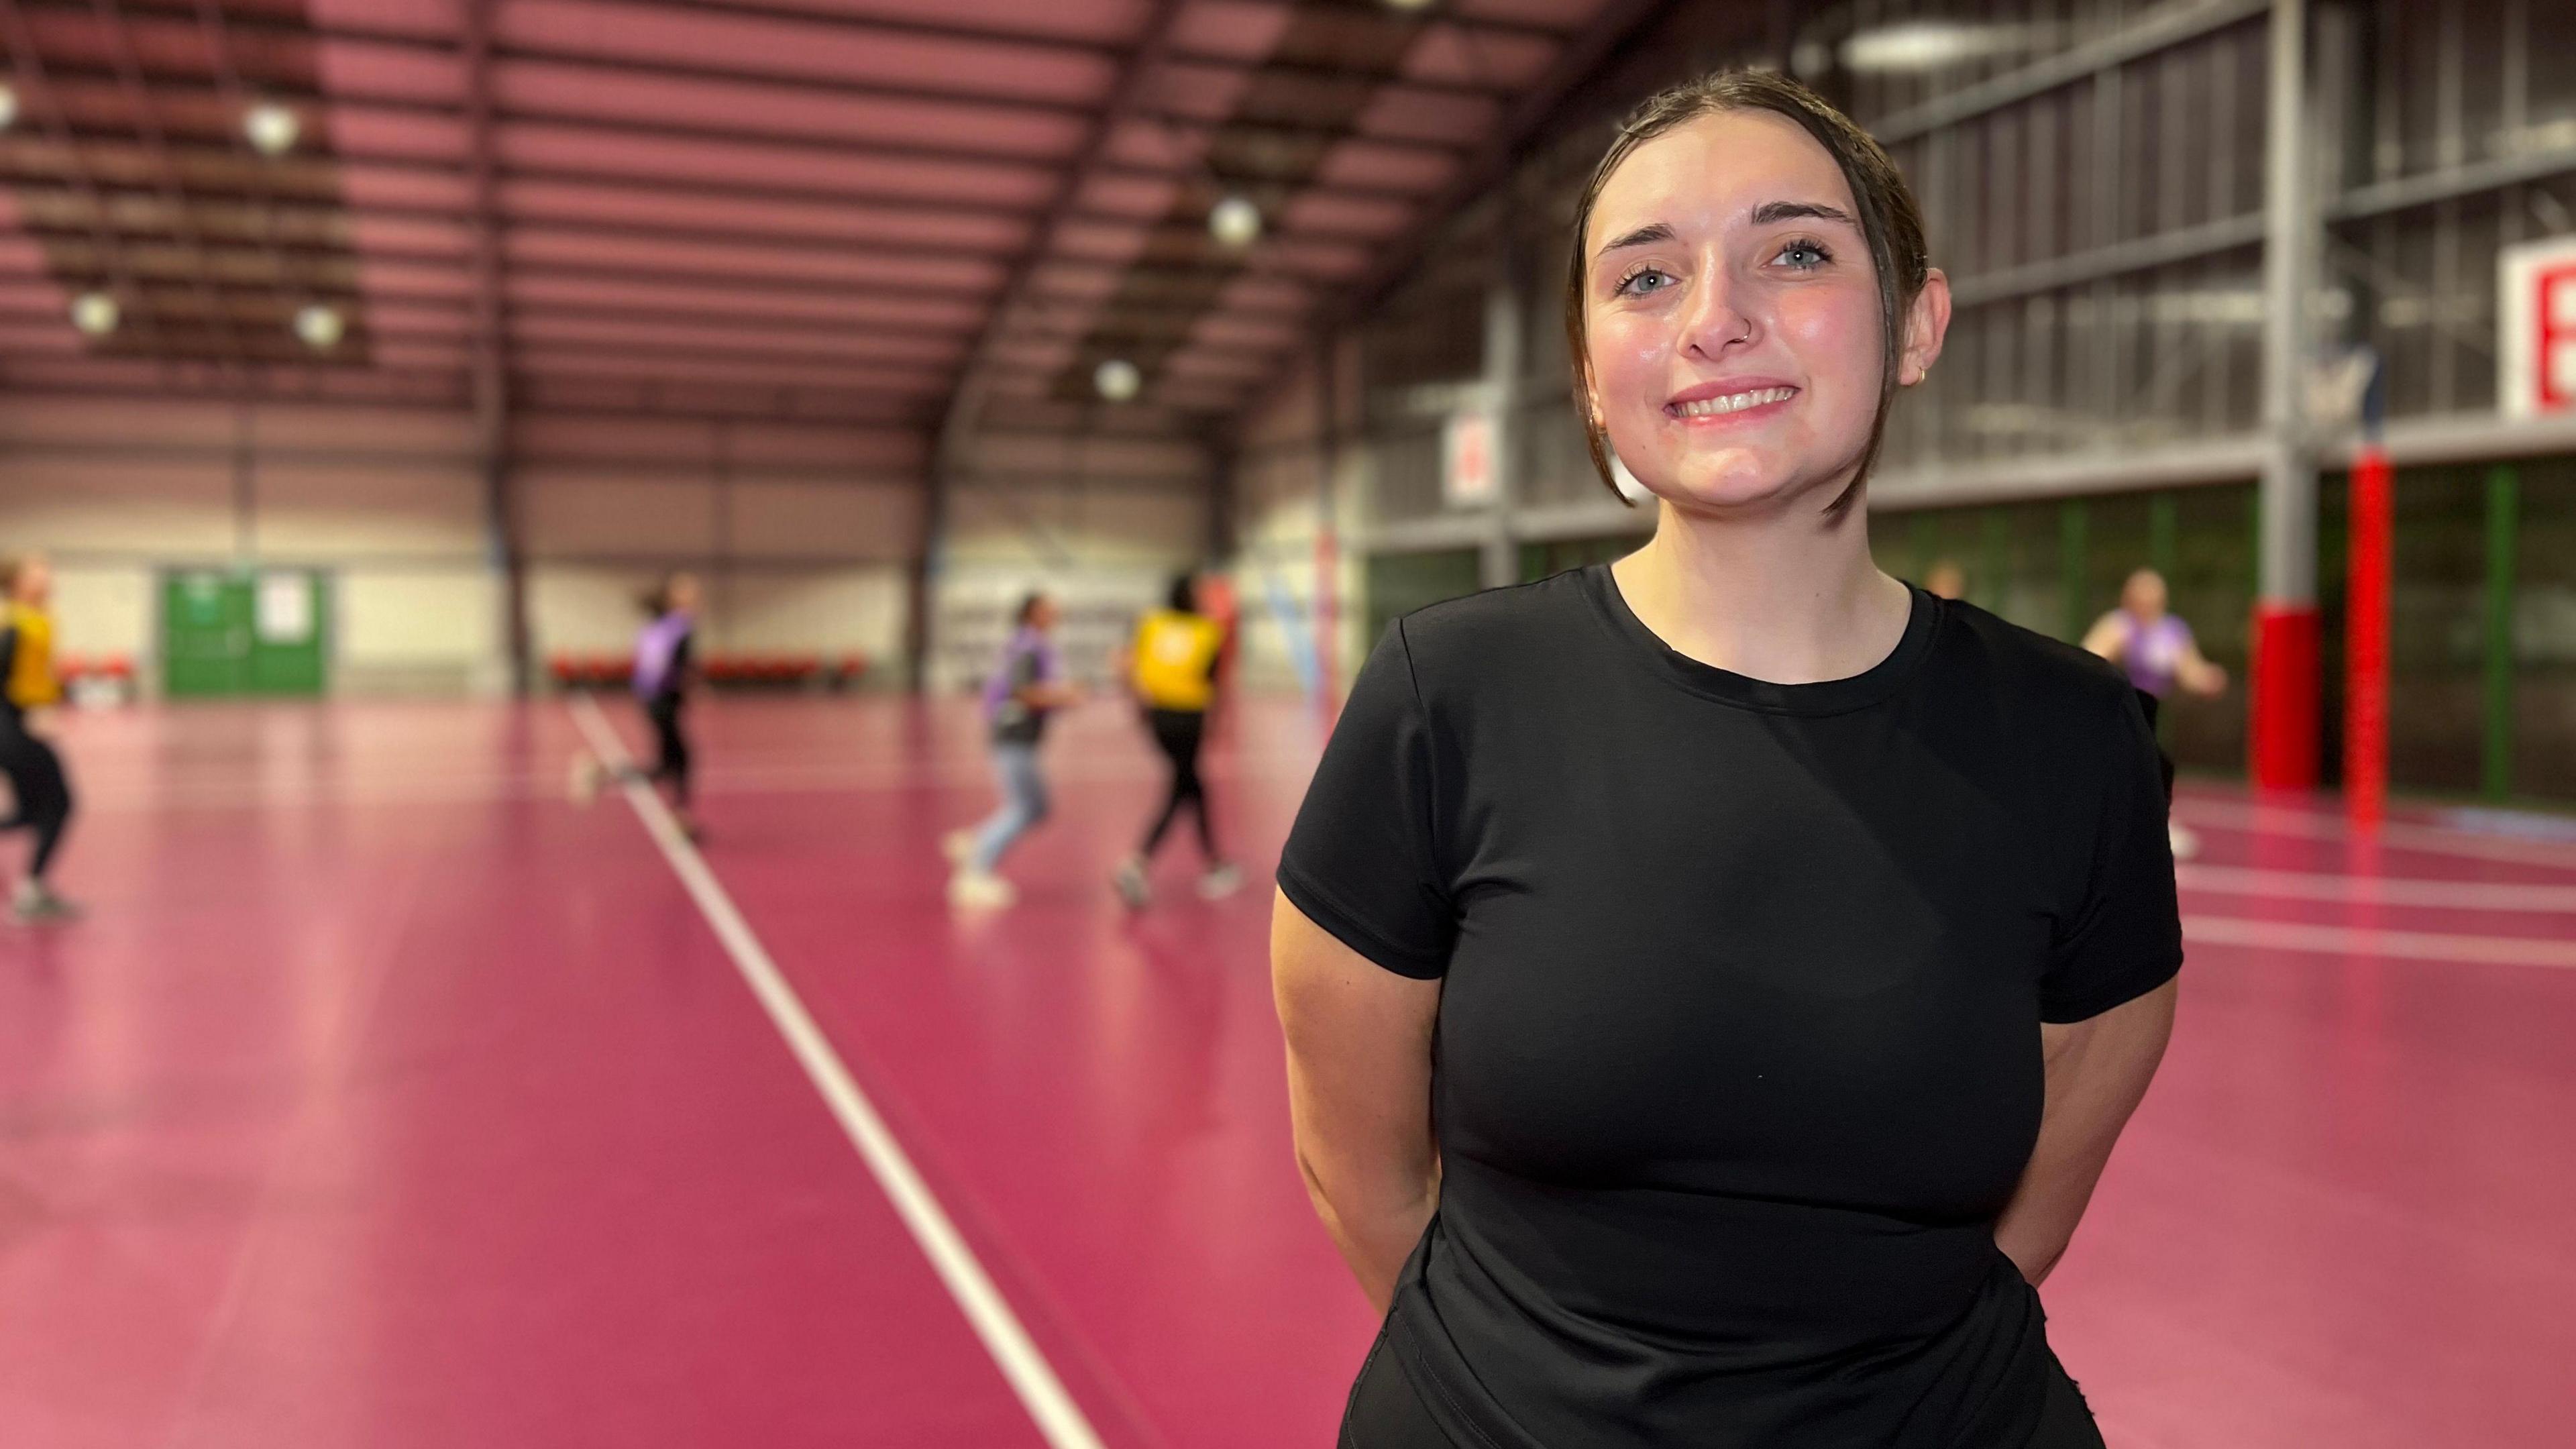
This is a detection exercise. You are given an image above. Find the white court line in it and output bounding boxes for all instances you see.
[2174,797,2576,873]
[568,694,1106,1449]
[2184,913,2576,969]
[2176,864,2576,913]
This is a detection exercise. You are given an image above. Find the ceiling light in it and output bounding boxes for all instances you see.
[0,82,19,131]
[70,291,119,337]
[1839,21,2041,74]
[244,100,300,156]
[1381,0,1436,11]
[293,303,344,350]
[1209,194,1263,248]
[1093,358,1141,402]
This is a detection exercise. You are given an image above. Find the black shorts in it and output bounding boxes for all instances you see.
[1337,1335,2107,1449]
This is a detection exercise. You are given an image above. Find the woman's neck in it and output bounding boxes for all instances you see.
[1610,493,1914,686]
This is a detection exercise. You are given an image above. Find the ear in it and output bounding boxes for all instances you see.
[1896,268,1951,388]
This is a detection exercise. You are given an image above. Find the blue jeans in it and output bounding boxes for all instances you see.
[971,741,1049,873]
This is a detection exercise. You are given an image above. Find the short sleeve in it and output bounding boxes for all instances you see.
[2041,686,2184,1022]
[1277,621,1456,979]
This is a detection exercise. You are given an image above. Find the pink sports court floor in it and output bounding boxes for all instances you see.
[3,694,2571,1448]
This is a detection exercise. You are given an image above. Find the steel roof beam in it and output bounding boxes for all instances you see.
[17,0,1532,101]
[17,73,1471,199]
[2,129,1443,213]
[21,60,1485,166]
[0,180,1400,264]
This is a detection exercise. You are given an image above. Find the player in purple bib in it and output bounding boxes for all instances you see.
[2084,568,2226,856]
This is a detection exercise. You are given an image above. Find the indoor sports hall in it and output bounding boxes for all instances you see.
[1,1,2571,1446]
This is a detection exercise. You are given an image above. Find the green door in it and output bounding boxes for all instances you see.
[162,571,250,698]
[161,570,329,698]
[248,570,327,696]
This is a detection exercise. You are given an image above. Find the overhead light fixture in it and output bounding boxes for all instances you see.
[293,303,344,350]
[0,81,19,131]
[1382,0,1436,11]
[1208,194,1263,249]
[1839,21,2043,74]
[244,100,300,156]
[1093,358,1141,402]
[70,291,120,337]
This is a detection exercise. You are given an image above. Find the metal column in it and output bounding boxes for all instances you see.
[1479,237,1527,591]
[466,0,528,697]
[1315,333,1344,718]
[2251,0,2322,789]
[2483,465,2520,800]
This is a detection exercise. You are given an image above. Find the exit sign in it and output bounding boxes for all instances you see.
[2500,235,2576,417]
[1443,411,1496,508]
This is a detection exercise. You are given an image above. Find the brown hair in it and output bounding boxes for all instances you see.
[0,557,19,595]
[1564,69,1930,512]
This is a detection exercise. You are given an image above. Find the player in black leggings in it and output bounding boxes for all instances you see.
[1,553,78,923]
[572,571,703,839]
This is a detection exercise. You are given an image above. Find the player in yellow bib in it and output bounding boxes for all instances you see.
[1112,574,1239,907]
[1,553,79,922]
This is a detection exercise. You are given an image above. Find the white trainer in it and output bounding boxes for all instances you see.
[948,870,1016,910]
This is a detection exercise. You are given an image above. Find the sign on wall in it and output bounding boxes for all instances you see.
[2500,235,2576,418]
[1442,411,1496,508]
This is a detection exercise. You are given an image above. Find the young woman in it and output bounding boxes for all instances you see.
[572,571,703,839]
[2084,567,2226,858]
[946,592,1081,910]
[1112,572,1240,908]
[1275,72,2180,1448]
[0,553,79,922]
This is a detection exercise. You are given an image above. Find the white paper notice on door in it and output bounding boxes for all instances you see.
[256,572,313,643]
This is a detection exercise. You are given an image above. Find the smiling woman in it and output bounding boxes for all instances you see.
[1566,70,1941,521]
[1275,70,2183,1449]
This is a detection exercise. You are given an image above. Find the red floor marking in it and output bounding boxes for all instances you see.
[7,698,2573,1446]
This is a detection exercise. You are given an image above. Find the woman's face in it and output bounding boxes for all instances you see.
[667,574,702,613]
[14,556,50,606]
[1582,109,1943,515]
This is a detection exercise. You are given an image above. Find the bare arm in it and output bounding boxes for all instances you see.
[1994,977,2178,1284]
[2175,639,2229,697]
[2079,611,2130,663]
[1272,889,1442,1312]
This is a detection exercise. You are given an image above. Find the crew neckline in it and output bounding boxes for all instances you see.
[1580,562,1941,716]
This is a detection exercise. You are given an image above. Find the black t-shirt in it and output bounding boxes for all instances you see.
[1278,566,2180,1449]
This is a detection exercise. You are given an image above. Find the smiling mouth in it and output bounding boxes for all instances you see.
[1670,386,1796,418]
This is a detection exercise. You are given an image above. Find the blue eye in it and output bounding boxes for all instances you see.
[1617,269,1674,297]
[1777,240,1831,270]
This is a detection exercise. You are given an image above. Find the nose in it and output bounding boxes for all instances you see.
[1675,262,1754,361]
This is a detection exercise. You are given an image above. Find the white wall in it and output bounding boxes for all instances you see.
[1222,343,1369,698]
[0,397,929,695]
[928,429,1214,690]
[0,398,500,694]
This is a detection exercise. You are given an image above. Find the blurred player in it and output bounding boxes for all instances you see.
[572,571,704,839]
[1112,573,1239,908]
[0,553,78,922]
[945,592,1081,909]
[2084,567,2226,858]
[1924,558,1968,600]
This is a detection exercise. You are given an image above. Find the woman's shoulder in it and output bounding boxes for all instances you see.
[1387,568,1603,678]
[1933,596,2137,720]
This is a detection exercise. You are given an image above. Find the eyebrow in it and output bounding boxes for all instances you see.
[1595,221,1676,258]
[1750,201,1857,227]
[1593,202,1858,263]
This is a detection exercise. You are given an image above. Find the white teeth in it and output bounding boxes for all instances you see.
[1674,386,1794,417]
